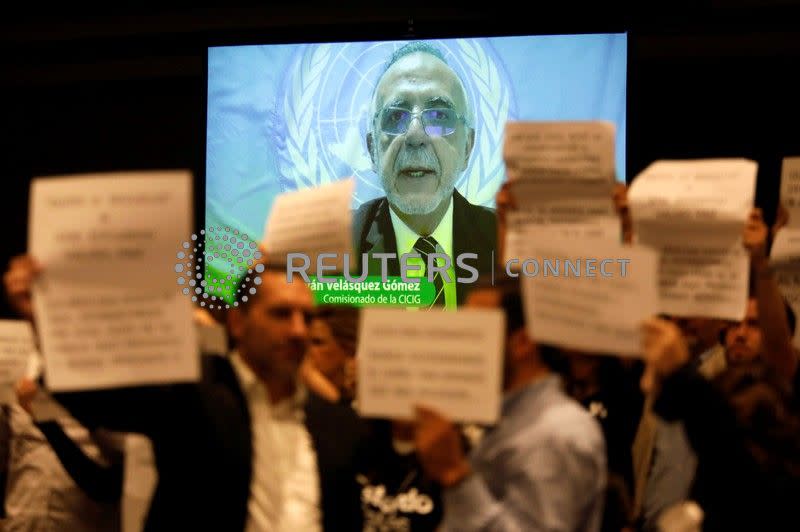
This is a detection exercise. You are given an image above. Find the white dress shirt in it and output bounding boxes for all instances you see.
[230,352,321,532]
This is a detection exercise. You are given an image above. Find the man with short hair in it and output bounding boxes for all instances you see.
[4,256,322,531]
[353,42,496,307]
[631,314,721,530]
[633,206,800,529]
[413,280,606,531]
[225,268,321,532]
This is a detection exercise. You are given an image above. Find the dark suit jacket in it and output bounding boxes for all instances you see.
[352,190,497,305]
[653,366,800,532]
[53,355,254,532]
[53,355,357,532]
[304,391,369,532]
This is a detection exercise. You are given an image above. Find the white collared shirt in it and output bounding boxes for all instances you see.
[389,196,457,309]
[230,352,321,532]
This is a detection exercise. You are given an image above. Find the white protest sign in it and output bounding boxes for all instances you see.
[629,159,757,320]
[263,178,354,274]
[357,307,504,424]
[30,171,199,391]
[502,121,619,262]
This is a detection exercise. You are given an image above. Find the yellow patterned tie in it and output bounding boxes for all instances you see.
[413,236,445,308]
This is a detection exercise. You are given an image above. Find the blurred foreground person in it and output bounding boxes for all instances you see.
[5,255,321,531]
[564,351,642,532]
[303,305,359,404]
[414,278,606,531]
[302,305,368,532]
[1,371,121,532]
[642,317,800,532]
[305,304,445,531]
[2,257,123,532]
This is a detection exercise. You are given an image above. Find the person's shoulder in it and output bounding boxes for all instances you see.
[201,353,232,377]
[354,196,385,214]
[199,354,244,397]
[464,199,496,216]
[352,196,388,246]
[538,392,605,451]
[305,392,366,432]
[467,202,496,224]
[454,191,495,214]
[453,190,496,227]
[510,393,605,478]
[353,196,385,225]
[196,355,253,424]
[452,192,496,255]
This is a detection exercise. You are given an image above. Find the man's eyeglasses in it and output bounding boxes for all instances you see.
[375,106,467,137]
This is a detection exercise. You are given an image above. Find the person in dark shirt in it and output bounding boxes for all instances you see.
[303,305,443,531]
[565,352,642,532]
[565,353,643,493]
[356,420,443,532]
[642,317,800,532]
[302,305,368,532]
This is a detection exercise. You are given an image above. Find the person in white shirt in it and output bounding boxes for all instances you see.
[3,256,322,531]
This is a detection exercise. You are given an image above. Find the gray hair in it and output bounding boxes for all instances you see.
[384,41,447,72]
[370,41,474,127]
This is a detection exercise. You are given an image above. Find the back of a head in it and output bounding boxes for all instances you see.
[714,362,800,477]
[470,274,566,374]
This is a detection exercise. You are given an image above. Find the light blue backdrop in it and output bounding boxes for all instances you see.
[207,34,627,240]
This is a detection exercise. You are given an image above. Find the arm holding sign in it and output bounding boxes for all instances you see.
[644,317,800,531]
[2,255,189,435]
[4,257,139,504]
[15,377,124,503]
[643,318,747,470]
[745,208,798,381]
[414,405,472,488]
[35,422,123,502]
[415,402,605,532]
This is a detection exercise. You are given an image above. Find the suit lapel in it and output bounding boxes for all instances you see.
[360,198,400,276]
[359,192,495,303]
[205,355,253,489]
[452,190,495,303]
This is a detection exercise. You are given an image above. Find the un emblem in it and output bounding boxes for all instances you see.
[276,39,516,208]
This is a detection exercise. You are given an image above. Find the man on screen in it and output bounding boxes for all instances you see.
[353,42,496,307]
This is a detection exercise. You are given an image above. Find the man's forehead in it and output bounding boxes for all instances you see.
[256,272,313,306]
[375,52,464,108]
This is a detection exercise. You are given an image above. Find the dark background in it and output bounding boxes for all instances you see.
[2,3,799,317]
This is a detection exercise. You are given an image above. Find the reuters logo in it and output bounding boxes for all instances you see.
[174,227,264,309]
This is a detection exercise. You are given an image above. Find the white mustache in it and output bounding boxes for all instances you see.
[394,148,439,173]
